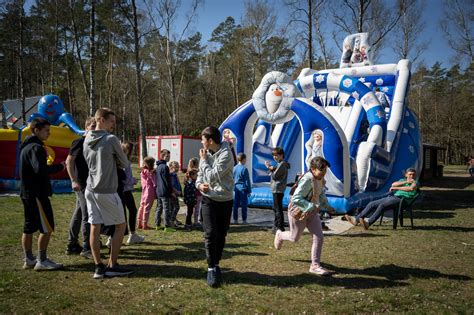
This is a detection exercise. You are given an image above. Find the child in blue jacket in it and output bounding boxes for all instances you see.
[232,153,252,224]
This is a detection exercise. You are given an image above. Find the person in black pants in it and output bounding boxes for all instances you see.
[265,147,290,233]
[20,117,65,270]
[121,141,144,244]
[196,126,235,288]
[65,116,96,258]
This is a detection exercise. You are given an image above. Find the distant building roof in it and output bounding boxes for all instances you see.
[423,143,446,150]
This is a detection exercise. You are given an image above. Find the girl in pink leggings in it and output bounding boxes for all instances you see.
[137,157,157,229]
[274,156,336,276]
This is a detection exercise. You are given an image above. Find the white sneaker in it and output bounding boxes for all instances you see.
[23,257,36,269]
[127,233,145,245]
[309,264,331,276]
[106,236,112,248]
[274,230,283,250]
[34,258,64,271]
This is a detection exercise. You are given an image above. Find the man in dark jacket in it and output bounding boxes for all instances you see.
[65,117,96,258]
[155,149,175,231]
[20,118,65,271]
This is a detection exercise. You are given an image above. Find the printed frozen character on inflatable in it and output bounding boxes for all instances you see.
[304,129,344,195]
[28,94,84,135]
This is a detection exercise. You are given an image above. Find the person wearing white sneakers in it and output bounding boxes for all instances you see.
[84,108,133,279]
[274,156,336,276]
[121,141,145,245]
[19,118,65,271]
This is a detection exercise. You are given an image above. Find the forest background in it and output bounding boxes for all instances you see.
[0,0,472,164]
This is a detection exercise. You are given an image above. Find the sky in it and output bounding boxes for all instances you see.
[175,0,457,70]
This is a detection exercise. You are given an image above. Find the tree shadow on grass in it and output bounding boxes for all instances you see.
[294,262,471,282]
[126,264,407,289]
[410,225,474,232]
[423,176,472,190]
[417,190,473,211]
[119,243,268,263]
[228,225,273,233]
[412,210,455,220]
[335,233,389,238]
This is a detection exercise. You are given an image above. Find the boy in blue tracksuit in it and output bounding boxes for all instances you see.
[232,153,252,224]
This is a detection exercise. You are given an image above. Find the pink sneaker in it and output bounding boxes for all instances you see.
[309,264,331,276]
[274,230,283,250]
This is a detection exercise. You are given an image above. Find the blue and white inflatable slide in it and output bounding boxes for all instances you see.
[219,34,421,213]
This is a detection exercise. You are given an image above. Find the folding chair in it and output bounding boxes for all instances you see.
[379,193,421,229]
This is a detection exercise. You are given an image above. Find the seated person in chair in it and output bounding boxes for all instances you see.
[345,168,419,229]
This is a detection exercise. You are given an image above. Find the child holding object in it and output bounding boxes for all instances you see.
[274,156,336,276]
[265,147,290,233]
[233,153,252,224]
[137,157,157,230]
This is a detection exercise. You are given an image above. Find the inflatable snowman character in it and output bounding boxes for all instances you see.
[252,71,298,124]
[265,84,284,114]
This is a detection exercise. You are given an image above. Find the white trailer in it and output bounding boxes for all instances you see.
[138,135,202,171]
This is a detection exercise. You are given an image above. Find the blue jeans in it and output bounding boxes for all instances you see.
[155,197,173,227]
[356,195,401,226]
[233,189,248,221]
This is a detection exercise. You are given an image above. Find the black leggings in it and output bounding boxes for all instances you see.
[272,193,285,231]
[123,190,138,233]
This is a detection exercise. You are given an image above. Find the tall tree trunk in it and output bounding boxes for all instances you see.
[131,0,148,157]
[89,0,96,116]
[50,0,59,92]
[64,30,75,114]
[70,0,90,104]
[308,0,313,68]
[106,34,114,109]
[18,0,25,123]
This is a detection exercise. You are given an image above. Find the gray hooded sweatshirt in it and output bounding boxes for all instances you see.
[196,141,235,202]
[83,130,128,194]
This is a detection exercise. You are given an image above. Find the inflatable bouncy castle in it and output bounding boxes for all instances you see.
[220,33,422,213]
[0,94,82,193]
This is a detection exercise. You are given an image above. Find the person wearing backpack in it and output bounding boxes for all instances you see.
[274,156,336,276]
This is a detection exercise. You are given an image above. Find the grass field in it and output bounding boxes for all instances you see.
[0,165,473,313]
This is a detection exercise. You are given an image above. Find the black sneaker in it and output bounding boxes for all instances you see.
[215,265,222,277]
[105,265,134,278]
[93,263,106,279]
[65,243,83,255]
[207,269,218,288]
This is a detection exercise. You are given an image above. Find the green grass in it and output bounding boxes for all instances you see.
[0,166,473,313]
